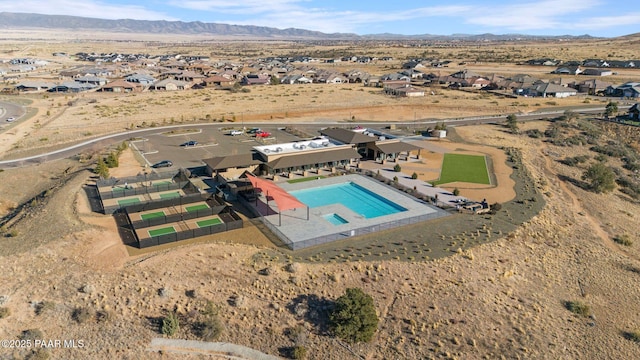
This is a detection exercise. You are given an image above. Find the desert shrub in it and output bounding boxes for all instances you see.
[292,345,307,359]
[452,188,460,196]
[0,307,10,318]
[393,176,398,183]
[25,349,50,360]
[329,288,379,343]
[162,312,180,336]
[393,164,401,172]
[582,163,616,193]
[560,155,590,167]
[411,172,418,179]
[623,330,640,343]
[72,307,93,324]
[96,309,113,323]
[525,129,543,138]
[35,301,55,315]
[613,234,633,246]
[20,329,43,341]
[565,301,591,317]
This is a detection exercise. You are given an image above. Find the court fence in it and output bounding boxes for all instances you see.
[136,213,243,248]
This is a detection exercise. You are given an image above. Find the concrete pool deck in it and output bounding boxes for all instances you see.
[254,174,449,249]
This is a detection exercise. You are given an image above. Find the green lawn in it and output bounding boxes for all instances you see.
[148,226,176,237]
[434,153,490,185]
[117,198,141,206]
[196,218,222,227]
[186,204,209,212]
[152,181,173,186]
[159,192,181,199]
[141,211,165,220]
[287,175,326,184]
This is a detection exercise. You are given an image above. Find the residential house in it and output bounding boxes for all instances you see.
[605,82,640,98]
[151,78,192,91]
[573,79,612,95]
[47,82,96,93]
[518,82,577,98]
[241,74,270,86]
[581,68,613,76]
[14,81,51,92]
[202,75,235,87]
[125,73,156,85]
[98,79,143,93]
[75,75,108,86]
[551,66,583,75]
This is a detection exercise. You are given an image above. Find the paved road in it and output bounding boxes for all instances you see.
[0,104,627,169]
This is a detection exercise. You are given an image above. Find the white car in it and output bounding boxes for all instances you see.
[5,117,15,122]
[229,130,243,136]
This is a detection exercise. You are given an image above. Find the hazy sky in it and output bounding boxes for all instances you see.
[1,0,638,37]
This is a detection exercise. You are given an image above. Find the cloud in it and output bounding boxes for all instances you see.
[578,12,640,29]
[173,1,471,33]
[0,0,176,20]
[465,0,601,31]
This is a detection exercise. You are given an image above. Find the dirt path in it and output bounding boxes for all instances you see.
[147,338,282,359]
[539,145,640,262]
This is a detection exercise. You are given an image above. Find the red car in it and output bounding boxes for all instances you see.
[255,130,271,138]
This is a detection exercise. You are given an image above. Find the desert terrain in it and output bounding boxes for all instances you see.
[0,33,639,360]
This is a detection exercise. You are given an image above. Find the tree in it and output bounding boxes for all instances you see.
[270,75,280,85]
[329,288,379,343]
[605,101,618,118]
[94,157,109,179]
[393,164,402,172]
[452,188,460,196]
[506,114,519,133]
[582,162,616,193]
[162,312,179,336]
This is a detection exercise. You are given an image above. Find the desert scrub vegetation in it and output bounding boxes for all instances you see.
[613,234,633,246]
[582,162,616,193]
[0,306,10,319]
[565,300,591,317]
[72,307,93,324]
[35,301,55,315]
[194,300,224,341]
[162,311,180,336]
[623,330,640,343]
[329,288,379,343]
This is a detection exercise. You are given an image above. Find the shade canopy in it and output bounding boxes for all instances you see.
[246,174,306,212]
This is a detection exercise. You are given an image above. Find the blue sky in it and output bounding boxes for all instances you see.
[1,0,638,37]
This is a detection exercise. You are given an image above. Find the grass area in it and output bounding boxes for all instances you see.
[197,218,223,227]
[159,192,181,199]
[434,153,490,185]
[148,226,176,237]
[117,198,141,206]
[141,211,166,220]
[287,175,326,184]
[152,181,173,186]
[186,204,210,212]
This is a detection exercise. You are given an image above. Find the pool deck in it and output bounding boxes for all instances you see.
[257,174,449,247]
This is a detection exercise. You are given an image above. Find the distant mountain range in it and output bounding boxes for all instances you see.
[0,12,599,41]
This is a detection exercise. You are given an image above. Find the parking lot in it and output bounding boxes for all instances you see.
[134,125,305,170]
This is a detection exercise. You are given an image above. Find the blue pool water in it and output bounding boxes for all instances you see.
[323,213,349,225]
[290,182,407,218]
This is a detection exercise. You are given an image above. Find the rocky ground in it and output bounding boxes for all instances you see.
[1,118,639,359]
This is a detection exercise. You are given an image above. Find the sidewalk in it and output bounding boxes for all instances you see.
[356,158,469,207]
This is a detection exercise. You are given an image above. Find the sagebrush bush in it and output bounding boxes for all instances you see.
[162,312,179,336]
[565,301,590,317]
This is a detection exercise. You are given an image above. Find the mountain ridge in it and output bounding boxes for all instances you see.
[0,12,604,40]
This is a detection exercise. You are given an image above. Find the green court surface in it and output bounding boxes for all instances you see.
[141,211,166,220]
[186,204,209,212]
[153,181,173,186]
[196,218,222,227]
[148,226,176,237]
[117,198,141,206]
[434,153,491,185]
[159,192,181,199]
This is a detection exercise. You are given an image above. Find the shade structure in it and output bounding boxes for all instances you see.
[246,174,306,212]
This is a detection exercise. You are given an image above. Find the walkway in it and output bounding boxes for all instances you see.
[356,157,468,207]
[147,338,282,359]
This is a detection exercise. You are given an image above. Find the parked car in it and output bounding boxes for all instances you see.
[151,160,173,168]
[5,117,15,122]
[246,128,261,134]
[180,140,198,147]
[229,130,243,136]
[255,130,271,138]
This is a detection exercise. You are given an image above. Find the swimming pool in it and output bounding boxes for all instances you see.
[290,181,407,218]
[323,213,349,225]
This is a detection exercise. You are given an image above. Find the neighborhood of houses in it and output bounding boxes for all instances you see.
[1,53,639,99]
